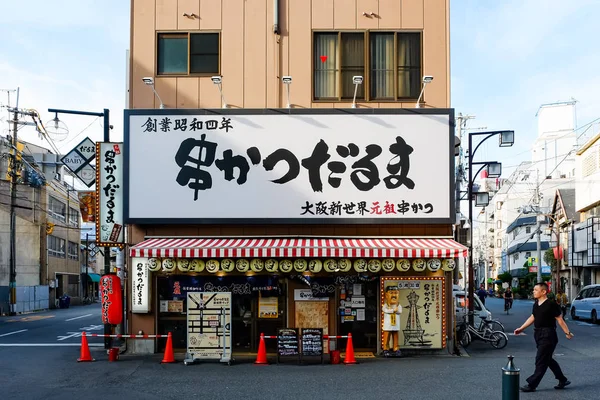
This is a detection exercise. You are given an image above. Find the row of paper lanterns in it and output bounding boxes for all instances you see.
[146,257,456,274]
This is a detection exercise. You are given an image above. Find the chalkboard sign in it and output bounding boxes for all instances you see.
[277,328,299,362]
[301,328,323,357]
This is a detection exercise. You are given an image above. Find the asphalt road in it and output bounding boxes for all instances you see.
[0,298,597,400]
[0,302,105,347]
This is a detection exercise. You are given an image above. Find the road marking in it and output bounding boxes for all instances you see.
[575,321,598,327]
[0,343,104,347]
[506,333,527,336]
[57,325,104,341]
[0,329,28,337]
[65,314,93,322]
[6,315,54,323]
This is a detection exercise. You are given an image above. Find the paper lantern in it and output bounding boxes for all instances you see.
[100,275,123,325]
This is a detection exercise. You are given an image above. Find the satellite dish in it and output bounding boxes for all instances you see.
[44,114,69,142]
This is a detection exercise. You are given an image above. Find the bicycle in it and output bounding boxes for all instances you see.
[504,298,513,314]
[475,315,505,333]
[457,313,508,350]
[82,296,96,305]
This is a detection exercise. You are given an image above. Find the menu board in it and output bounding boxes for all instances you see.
[277,328,299,362]
[301,328,323,357]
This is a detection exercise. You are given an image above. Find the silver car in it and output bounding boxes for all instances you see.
[570,284,600,324]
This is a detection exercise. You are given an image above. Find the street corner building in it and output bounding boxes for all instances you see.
[124,0,463,358]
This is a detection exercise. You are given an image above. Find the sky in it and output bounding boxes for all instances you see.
[1,0,600,183]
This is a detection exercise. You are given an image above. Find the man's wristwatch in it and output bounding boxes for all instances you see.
[566,332,573,336]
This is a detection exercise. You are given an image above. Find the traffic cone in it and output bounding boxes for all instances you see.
[254,333,268,365]
[77,332,94,362]
[343,333,356,364]
[161,332,176,364]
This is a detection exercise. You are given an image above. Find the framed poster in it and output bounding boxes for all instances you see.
[380,277,445,350]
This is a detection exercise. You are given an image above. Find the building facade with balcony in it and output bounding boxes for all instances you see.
[570,132,600,292]
[125,0,467,358]
[549,188,577,301]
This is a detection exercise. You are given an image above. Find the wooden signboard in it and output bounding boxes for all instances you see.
[277,328,300,364]
[301,328,323,364]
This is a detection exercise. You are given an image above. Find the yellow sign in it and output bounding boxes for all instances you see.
[381,276,445,350]
[527,257,538,267]
[5,141,24,180]
[258,295,279,318]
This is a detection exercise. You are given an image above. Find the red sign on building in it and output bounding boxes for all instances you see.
[100,275,123,325]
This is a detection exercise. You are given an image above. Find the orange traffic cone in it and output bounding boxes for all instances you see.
[254,333,268,365]
[77,331,95,362]
[161,332,176,363]
[343,333,356,364]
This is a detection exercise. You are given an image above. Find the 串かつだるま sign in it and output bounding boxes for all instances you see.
[125,111,453,223]
[131,258,150,313]
[96,142,124,245]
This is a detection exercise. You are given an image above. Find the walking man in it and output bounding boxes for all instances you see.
[515,282,574,392]
[476,284,488,306]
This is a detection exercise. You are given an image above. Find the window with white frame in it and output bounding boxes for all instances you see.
[68,241,79,260]
[497,239,502,248]
[48,196,66,222]
[48,235,65,258]
[496,220,502,229]
[69,207,79,226]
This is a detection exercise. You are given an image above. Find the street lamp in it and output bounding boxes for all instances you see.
[211,76,228,109]
[415,75,433,108]
[351,75,363,108]
[47,107,112,350]
[282,76,292,109]
[142,77,165,109]
[466,130,515,324]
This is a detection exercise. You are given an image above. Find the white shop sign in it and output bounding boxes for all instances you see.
[294,289,329,301]
[131,257,150,313]
[125,111,453,224]
[350,296,366,308]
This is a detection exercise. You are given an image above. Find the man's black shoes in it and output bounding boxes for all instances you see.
[520,385,536,392]
[555,380,571,390]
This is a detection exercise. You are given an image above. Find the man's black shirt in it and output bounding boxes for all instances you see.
[532,299,561,328]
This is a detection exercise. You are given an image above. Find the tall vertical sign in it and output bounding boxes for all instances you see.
[96,142,125,247]
[131,258,150,313]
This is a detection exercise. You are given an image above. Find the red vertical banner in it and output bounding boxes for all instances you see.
[100,275,123,325]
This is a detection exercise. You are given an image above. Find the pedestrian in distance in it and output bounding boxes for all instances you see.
[476,284,488,306]
[504,287,513,313]
[514,282,573,392]
[557,290,568,319]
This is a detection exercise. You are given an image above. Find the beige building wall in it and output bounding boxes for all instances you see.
[0,209,41,287]
[45,183,81,303]
[130,0,450,110]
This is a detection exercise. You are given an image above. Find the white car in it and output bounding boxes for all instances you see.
[454,290,492,323]
[571,284,600,324]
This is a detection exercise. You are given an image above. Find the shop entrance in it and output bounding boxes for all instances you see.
[232,294,287,353]
[338,279,379,351]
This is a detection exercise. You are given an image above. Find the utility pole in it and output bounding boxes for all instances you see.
[535,170,543,283]
[484,206,488,288]
[455,113,475,286]
[8,88,20,316]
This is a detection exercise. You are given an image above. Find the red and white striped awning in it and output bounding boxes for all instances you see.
[130,238,468,259]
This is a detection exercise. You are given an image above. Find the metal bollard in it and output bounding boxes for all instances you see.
[502,355,520,400]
